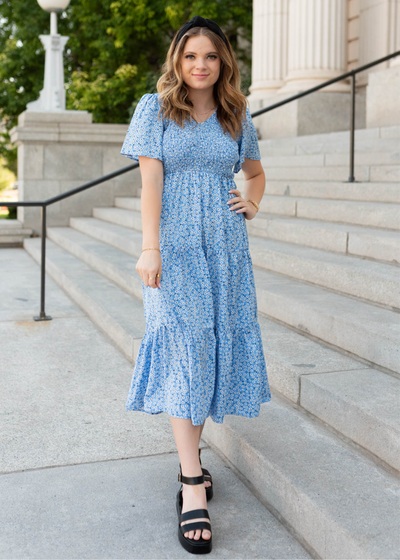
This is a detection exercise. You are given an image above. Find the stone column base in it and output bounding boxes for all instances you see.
[366,65,400,128]
[247,90,366,139]
[10,110,140,235]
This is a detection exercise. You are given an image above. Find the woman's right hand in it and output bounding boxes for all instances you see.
[136,249,162,289]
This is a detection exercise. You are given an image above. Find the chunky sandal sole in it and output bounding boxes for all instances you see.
[176,484,212,554]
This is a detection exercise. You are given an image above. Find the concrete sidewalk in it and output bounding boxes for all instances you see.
[0,248,310,559]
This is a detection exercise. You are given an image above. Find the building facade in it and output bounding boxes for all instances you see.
[248,0,400,137]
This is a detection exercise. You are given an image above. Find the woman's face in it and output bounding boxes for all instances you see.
[180,35,221,92]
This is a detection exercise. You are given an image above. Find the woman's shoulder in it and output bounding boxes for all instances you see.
[139,92,161,106]
[134,93,164,122]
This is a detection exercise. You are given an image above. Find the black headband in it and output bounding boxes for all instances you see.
[173,15,229,52]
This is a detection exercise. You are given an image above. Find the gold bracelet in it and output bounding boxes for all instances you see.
[247,199,260,212]
[142,247,161,252]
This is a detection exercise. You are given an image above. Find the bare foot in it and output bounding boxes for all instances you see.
[180,483,211,541]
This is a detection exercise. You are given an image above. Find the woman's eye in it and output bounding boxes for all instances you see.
[185,55,217,59]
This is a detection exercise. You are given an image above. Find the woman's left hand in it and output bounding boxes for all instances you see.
[227,189,258,221]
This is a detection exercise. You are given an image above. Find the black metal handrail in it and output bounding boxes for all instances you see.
[1,49,399,321]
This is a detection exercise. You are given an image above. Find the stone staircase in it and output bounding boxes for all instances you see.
[23,124,400,559]
[0,219,33,247]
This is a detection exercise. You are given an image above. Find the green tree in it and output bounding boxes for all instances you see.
[0,0,254,173]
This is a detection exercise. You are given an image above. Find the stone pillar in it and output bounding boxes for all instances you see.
[366,64,400,127]
[358,0,400,86]
[278,0,349,93]
[248,0,366,138]
[389,0,400,67]
[358,0,400,127]
[10,111,141,235]
[249,0,289,98]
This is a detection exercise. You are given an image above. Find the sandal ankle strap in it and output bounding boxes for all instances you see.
[178,472,205,485]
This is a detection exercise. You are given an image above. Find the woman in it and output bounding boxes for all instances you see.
[120,15,272,554]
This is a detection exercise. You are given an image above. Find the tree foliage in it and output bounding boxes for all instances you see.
[0,0,254,172]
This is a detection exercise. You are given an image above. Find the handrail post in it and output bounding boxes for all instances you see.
[346,72,356,182]
[34,204,52,321]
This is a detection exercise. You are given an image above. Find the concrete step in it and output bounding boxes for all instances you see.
[257,315,400,473]
[69,216,143,255]
[114,196,141,211]
[92,206,142,231]
[0,219,33,247]
[70,216,400,311]
[256,196,400,230]
[254,267,400,374]
[118,196,400,264]
[261,164,399,182]
[119,201,400,265]
[258,136,400,156]
[247,213,400,264]
[202,392,400,560]
[73,209,400,369]
[248,236,400,308]
[23,237,145,363]
[257,124,400,156]
[259,151,399,168]
[47,225,143,300]
[300,366,400,474]
[19,233,400,559]
[40,226,400,473]
[233,179,400,204]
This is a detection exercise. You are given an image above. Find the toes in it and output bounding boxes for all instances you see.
[184,527,211,541]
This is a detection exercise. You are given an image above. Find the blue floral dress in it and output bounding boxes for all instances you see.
[120,92,271,426]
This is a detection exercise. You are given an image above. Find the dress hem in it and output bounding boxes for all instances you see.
[125,392,272,426]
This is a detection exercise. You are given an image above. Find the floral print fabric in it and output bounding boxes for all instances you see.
[121,93,271,425]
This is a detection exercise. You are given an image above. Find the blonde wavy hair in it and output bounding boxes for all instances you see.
[156,25,249,140]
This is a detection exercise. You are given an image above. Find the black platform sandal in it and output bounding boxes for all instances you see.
[176,471,212,554]
[179,448,213,501]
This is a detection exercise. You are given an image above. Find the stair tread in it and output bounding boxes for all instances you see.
[203,392,400,559]
[254,266,399,373]
[93,203,400,240]
[70,216,142,242]
[254,266,399,332]
[249,236,400,280]
[259,151,400,166]
[48,226,139,272]
[43,226,400,471]
[262,194,400,209]
[256,124,400,145]
[253,211,400,238]
[301,367,400,471]
[24,237,145,339]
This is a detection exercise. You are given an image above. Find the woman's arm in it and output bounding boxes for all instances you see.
[242,158,265,206]
[136,156,164,288]
[138,156,164,247]
[228,158,265,220]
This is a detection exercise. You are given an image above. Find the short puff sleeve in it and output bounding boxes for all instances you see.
[120,93,163,162]
[233,107,261,174]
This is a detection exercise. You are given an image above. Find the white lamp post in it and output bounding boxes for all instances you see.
[26,0,71,112]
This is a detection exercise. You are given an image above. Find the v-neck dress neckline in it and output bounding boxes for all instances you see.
[192,108,217,125]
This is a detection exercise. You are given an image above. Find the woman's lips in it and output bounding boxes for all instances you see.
[193,74,209,78]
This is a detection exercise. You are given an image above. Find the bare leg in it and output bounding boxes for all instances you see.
[170,417,211,541]
[198,421,211,488]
